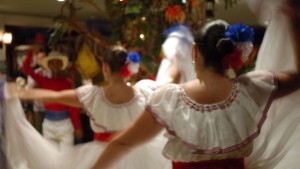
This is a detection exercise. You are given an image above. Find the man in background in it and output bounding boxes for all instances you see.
[25,49,51,133]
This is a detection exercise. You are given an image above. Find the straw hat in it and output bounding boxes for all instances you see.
[41,51,69,70]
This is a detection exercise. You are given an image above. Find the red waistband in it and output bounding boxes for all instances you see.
[94,132,116,142]
[172,158,245,169]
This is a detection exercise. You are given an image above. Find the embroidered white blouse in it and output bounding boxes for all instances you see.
[76,80,157,133]
[147,70,278,162]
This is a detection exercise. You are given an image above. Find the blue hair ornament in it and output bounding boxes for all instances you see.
[163,24,182,37]
[225,23,254,43]
[127,52,140,63]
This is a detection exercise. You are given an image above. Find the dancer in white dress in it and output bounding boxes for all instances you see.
[89,2,300,168]
[156,24,196,85]
[2,46,168,169]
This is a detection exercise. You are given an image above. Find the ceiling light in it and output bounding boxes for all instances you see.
[57,0,65,2]
[3,32,12,44]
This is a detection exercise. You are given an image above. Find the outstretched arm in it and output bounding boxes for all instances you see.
[19,88,81,108]
[156,58,180,86]
[276,3,300,98]
[91,110,163,169]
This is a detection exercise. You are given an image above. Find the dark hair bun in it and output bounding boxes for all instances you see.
[103,46,128,73]
[216,38,234,57]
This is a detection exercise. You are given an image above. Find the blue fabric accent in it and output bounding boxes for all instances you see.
[163,24,194,44]
[127,52,140,63]
[44,110,69,121]
[163,24,190,37]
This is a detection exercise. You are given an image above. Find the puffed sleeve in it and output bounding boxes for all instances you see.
[238,70,278,112]
[76,84,101,116]
[134,79,158,100]
[146,83,180,127]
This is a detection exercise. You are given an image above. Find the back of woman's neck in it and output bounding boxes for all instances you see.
[196,70,227,84]
[106,75,127,87]
[103,77,134,104]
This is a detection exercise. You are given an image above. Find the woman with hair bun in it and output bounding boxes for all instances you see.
[90,1,300,168]
[2,45,168,169]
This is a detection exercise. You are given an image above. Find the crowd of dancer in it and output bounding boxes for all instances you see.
[1,0,300,169]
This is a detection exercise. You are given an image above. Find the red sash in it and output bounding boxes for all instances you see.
[94,132,116,142]
[172,158,244,169]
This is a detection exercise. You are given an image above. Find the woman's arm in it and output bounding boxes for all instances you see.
[91,110,163,169]
[276,5,300,98]
[156,59,181,87]
[19,88,81,108]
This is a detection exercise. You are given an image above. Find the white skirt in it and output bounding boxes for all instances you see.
[246,0,300,168]
[2,89,170,169]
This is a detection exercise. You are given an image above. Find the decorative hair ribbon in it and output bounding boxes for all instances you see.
[222,23,255,70]
[120,52,141,78]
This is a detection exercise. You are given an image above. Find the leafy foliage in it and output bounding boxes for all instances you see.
[49,0,244,79]
[104,0,205,77]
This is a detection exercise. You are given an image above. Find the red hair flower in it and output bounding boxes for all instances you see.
[120,52,141,78]
[120,63,131,78]
[222,48,244,70]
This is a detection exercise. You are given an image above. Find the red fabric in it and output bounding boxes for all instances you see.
[172,158,245,169]
[22,50,81,130]
[68,107,81,130]
[35,33,45,43]
[120,63,132,78]
[222,48,244,70]
[94,132,116,142]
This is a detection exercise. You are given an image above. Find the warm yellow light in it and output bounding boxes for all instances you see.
[139,34,145,40]
[57,0,65,2]
[3,32,12,44]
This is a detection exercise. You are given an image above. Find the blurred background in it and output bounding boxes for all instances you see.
[0,0,267,143]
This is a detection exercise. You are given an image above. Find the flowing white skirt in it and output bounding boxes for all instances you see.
[4,92,62,169]
[2,85,170,169]
[60,139,168,169]
[246,0,300,168]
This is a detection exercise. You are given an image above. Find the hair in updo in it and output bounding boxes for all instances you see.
[195,19,234,75]
[103,45,128,73]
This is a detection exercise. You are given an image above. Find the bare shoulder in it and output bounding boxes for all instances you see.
[181,79,199,90]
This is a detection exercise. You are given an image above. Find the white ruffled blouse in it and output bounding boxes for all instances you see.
[147,70,278,162]
[76,80,157,133]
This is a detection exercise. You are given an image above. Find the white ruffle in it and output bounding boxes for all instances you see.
[76,85,147,133]
[147,70,278,162]
[134,79,158,100]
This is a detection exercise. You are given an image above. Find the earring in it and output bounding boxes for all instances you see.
[192,59,195,64]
